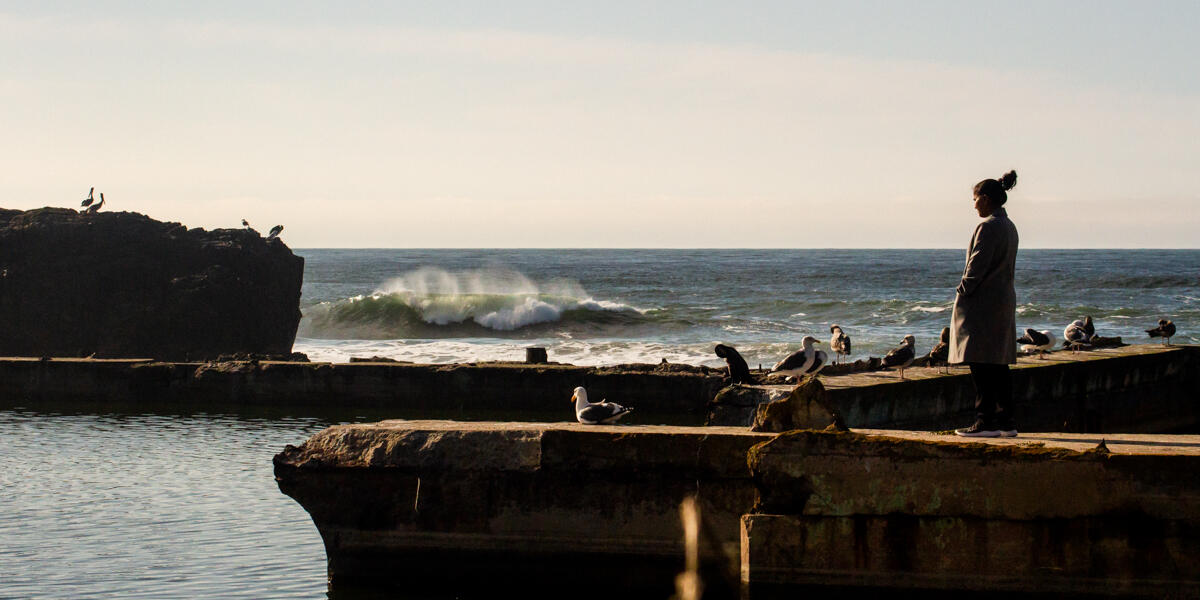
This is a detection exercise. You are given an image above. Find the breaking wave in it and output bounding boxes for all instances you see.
[299,267,648,339]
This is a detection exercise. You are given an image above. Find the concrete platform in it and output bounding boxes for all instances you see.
[3,345,1197,434]
[859,429,1200,455]
[275,420,1200,596]
[709,344,1200,433]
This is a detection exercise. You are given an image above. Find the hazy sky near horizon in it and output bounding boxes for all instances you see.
[2,1,1198,248]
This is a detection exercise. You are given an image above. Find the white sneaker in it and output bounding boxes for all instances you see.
[955,422,1001,437]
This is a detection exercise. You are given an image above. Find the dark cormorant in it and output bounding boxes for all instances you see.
[714,344,753,384]
[267,225,283,239]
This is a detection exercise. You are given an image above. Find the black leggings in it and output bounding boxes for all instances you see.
[969,363,1013,425]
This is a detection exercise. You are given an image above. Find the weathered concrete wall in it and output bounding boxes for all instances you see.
[0,358,725,424]
[710,345,1200,433]
[273,421,773,593]
[742,430,1200,597]
[3,345,1196,432]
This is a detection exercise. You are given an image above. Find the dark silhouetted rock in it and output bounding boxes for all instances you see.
[0,207,303,360]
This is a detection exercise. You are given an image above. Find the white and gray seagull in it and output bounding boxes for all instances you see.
[881,335,916,379]
[829,325,851,365]
[771,335,826,382]
[1018,328,1056,358]
[1063,320,1092,352]
[572,386,633,425]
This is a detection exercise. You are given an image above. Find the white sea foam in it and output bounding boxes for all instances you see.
[474,296,563,330]
[302,266,646,335]
[910,305,949,313]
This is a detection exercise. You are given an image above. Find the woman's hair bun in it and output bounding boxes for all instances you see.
[999,170,1018,191]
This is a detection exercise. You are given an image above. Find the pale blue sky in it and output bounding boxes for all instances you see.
[2,1,1197,247]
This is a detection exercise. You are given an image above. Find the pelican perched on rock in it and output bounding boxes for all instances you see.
[928,327,951,373]
[242,219,251,229]
[85,193,105,214]
[829,325,851,365]
[572,386,633,425]
[267,224,283,239]
[81,187,95,208]
[1147,319,1177,346]
[1018,328,1056,358]
[882,335,916,379]
[770,336,826,382]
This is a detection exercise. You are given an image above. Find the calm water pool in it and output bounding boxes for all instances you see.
[0,405,337,599]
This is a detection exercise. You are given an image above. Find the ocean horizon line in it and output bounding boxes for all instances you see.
[292,247,1200,251]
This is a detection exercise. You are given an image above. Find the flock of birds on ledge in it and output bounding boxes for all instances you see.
[80,188,284,240]
[574,318,1180,425]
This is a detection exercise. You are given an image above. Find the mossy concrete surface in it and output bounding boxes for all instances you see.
[274,420,773,591]
[743,429,1200,596]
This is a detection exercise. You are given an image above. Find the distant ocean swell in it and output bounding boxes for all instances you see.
[293,253,1198,365]
[298,267,653,339]
[300,291,650,339]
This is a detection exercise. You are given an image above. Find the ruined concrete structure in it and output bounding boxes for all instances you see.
[3,345,1195,435]
[273,421,769,594]
[275,421,1200,597]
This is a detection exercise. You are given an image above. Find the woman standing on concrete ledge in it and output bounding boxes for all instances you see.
[951,170,1019,438]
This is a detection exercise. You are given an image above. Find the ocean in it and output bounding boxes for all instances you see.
[3,249,1195,599]
[294,249,1198,367]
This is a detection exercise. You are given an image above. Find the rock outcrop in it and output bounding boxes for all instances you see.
[0,207,303,360]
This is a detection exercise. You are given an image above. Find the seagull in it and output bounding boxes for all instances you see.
[1082,316,1095,340]
[81,187,95,208]
[770,336,827,382]
[1147,319,1176,346]
[714,344,753,384]
[881,335,916,379]
[1018,328,1056,358]
[242,219,251,229]
[85,193,105,214]
[829,325,851,365]
[928,326,950,373]
[1063,320,1093,352]
[572,386,633,425]
[267,225,283,239]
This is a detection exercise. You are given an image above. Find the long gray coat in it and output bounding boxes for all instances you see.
[949,206,1018,364]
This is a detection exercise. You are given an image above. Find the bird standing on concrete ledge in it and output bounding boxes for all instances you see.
[572,386,633,425]
[928,327,951,373]
[882,335,916,379]
[771,336,826,382]
[1146,319,1176,346]
[1018,328,1056,358]
[829,325,851,365]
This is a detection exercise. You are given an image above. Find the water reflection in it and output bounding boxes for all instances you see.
[0,403,353,599]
